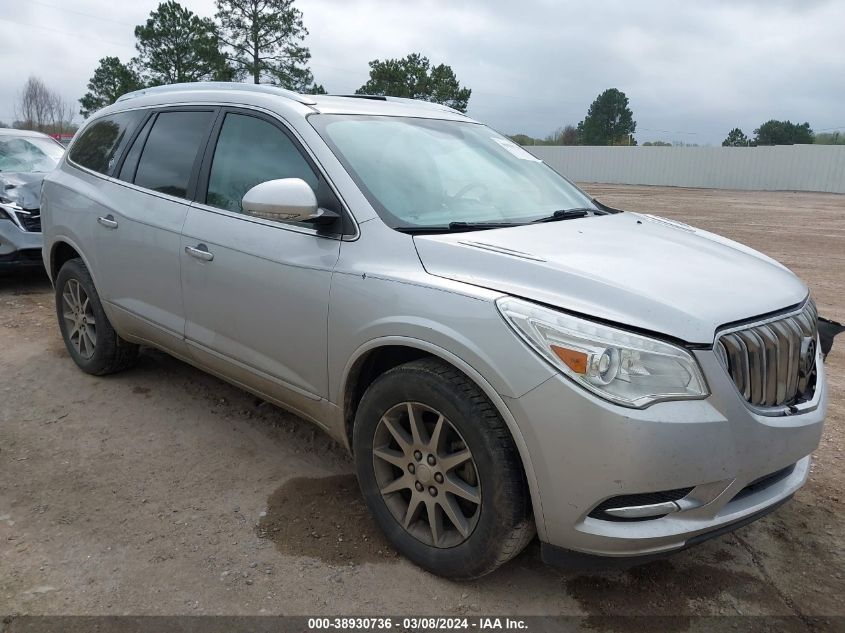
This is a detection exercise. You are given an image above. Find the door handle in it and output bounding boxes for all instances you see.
[185,244,214,262]
[97,215,118,229]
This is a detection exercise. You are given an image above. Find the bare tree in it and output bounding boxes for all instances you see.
[14,75,76,134]
[50,93,76,135]
[15,76,53,130]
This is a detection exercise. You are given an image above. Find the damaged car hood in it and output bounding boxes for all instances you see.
[413,212,808,344]
[0,171,44,210]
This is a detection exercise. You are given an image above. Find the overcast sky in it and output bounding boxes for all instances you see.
[1,0,843,144]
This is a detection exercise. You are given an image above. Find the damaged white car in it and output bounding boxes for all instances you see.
[0,128,64,269]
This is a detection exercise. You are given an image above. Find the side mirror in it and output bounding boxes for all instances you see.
[241,178,319,223]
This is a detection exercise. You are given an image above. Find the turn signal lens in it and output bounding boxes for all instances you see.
[551,345,588,373]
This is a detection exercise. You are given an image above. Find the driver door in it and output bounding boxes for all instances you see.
[180,108,343,422]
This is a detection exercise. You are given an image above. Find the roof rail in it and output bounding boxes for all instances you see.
[327,94,464,115]
[116,82,317,106]
[332,94,387,101]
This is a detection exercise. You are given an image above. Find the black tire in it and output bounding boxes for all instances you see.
[353,357,535,579]
[55,258,139,375]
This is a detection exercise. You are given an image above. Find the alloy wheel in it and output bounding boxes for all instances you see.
[62,279,97,359]
[372,401,481,548]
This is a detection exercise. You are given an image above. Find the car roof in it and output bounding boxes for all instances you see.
[0,128,54,138]
[111,82,476,122]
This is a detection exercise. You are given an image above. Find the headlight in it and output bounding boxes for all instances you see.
[496,297,708,408]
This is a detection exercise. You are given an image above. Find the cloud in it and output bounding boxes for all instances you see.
[1,0,842,144]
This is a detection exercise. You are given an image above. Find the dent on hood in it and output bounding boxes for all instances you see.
[0,172,44,210]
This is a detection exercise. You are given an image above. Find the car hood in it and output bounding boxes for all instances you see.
[0,171,45,210]
[413,212,808,344]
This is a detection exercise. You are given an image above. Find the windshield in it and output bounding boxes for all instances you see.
[0,135,64,173]
[310,115,596,229]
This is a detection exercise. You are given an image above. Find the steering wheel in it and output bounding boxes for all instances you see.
[452,182,490,201]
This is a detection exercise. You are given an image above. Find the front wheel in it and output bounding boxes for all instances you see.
[353,358,535,579]
[55,258,139,375]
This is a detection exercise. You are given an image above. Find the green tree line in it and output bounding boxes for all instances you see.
[722,121,816,147]
[510,89,841,148]
[25,0,840,147]
[79,1,472,117]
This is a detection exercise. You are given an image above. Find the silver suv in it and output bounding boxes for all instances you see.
[42,82,827,578]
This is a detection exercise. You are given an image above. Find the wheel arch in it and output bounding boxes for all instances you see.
[49,237,97,288]
[339,336,547,539]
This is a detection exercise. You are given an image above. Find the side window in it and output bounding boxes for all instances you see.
[117,115,154,183]
[68,110,145,175]
[206,113,319,214]
[134,110,214,199]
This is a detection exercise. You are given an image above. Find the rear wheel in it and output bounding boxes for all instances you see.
[353,357,535,579]
[55,258,139,375]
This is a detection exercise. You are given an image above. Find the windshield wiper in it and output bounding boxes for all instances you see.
[394,221,523,234]
[532,208,593,223]
[448,221,524,231]
[395,212,595,234]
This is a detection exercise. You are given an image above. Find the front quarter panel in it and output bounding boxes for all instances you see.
[328,220,557,537]
[327,220,556,406]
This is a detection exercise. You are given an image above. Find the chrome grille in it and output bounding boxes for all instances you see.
[715,300,818,409]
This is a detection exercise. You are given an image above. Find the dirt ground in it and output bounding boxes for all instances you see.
[1,185,843,627]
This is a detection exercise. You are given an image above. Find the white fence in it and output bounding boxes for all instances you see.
[525,145,845,194]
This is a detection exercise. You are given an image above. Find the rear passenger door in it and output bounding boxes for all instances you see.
[61,109,145,283]
[95,107,217,351]
[180,108,343,418]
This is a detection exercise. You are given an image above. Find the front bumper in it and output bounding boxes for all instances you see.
[0,219,43,268]
[503,347,827,558]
